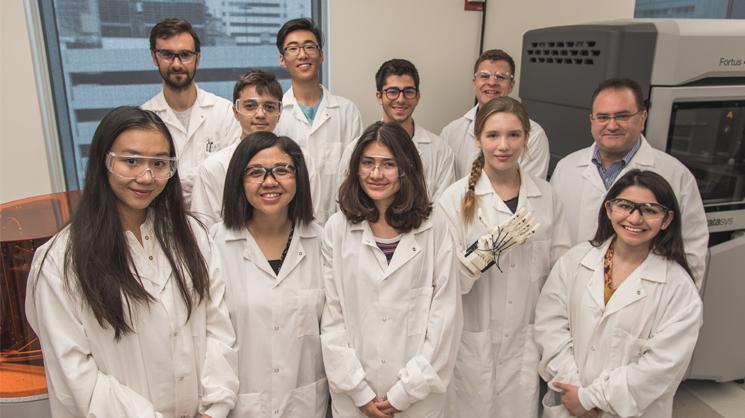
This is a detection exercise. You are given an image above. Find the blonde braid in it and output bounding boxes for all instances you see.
[460,153,485,223]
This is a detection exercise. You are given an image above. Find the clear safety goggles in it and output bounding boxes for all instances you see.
[106,152,177,180]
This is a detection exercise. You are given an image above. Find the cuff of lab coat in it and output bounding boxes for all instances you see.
[577,387,596,412]
[386,381,412,412]
[456,252,481,294]
[203,402,231,418]
[349,383,376,407]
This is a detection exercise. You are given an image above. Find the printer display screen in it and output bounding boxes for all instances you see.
[668,100,745,206]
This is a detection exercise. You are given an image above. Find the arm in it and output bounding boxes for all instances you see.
[25,246,163,418]
[199,236,239,418]
[385,215,464,411]
[319,221,376,407]
[437,196,483,295]
[534,253,582,389]
[578,279,703,417]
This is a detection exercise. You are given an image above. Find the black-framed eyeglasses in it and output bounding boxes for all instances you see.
[154,49,198,63]
[243,164,296,183]
[283,43,320,56]
[381,87,418,100]
[590,110,643,124]
[606,198,670,219]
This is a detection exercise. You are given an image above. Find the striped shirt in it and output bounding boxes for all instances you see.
[591,139,641,189]
[376,235,402,264]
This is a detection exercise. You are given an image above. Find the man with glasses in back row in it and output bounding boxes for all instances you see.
[275,18,363,223]
[142,18,241,205]
[441,49,550,181]
[550,78,708,287]
[339,58,454,201]
[190,70,321,227]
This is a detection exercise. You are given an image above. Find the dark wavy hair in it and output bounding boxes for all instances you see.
[57,106,210,339]
[222,131,313,229]
[375,58,420,91]
[591,169,692,278]
[338,121,432,232]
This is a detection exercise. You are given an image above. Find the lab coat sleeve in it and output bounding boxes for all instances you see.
[674,168,708,288]
[436,190,482,295]
[190,162,222,227]
[24,243,164,418]
[577,277,703,417]
[386,213,463,411]
[549,187,572,267]
[430,144,455,201]
[347,104,364,142]
[534,251,582,390]
[319,220,376,407]
[199,234,240,418]
[522,122,550,180]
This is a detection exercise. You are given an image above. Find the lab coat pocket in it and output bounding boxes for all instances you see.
[610,327,648,367]
[230,392,268,417]
[284,377,329,418]
[407,286,433,336]
[454,330,494,412]
[541,390,572,418]
[297,288,325,337]
[321,142,342,174]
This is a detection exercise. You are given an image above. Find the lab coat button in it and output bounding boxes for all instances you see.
[144,235,149,240]
[299,251,303,256]
[274,410,279,415]
[382,317,388,322]
[591,345,597,351]
[381,359,386,364]
[148,256,154,261]
[637,290,641,295]
[507,300,513,305]
[510,263,516,268]
[274,325,280,331]
[177,375,184,381]
[273,368,279,373]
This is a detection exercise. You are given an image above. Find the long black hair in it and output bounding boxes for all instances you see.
[62,106,210,339]
[591,169,693,278]
[222,131,314,229]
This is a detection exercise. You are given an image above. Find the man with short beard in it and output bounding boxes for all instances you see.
[142,18,241,204]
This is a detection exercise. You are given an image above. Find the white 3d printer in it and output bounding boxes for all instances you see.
[521,19,745,382]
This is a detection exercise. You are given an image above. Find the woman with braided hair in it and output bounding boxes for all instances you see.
[438,97,571,418]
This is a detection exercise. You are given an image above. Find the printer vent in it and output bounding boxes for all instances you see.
[527,40,600,65]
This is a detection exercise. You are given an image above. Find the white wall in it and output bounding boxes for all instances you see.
[1,0,635,204]
[0,0,53,204]
[329,0,635,132]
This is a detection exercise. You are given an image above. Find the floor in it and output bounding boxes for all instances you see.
[673,380,745,418]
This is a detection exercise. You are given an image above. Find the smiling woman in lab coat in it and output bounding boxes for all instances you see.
[209,131,328,417]
[534,169,703,418]
[25,106,239,418]
[321,121,462,418]
[438,97,570,418]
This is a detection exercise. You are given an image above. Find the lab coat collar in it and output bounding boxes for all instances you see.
[464,105,478,138]
[282,85,337,135]
[147,85,215,136]
[350,217,432,279]
[579,135,653,168]
[473,167,542,198]
[146,84,218,112]
[580,237,668,315]
[411,121,432,144]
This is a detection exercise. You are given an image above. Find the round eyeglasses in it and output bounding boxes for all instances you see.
[381,87,418,100]
[106,152,177,180]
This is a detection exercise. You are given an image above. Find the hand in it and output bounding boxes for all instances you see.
[376,399,400,416]
[359,398,394,418]
[553,382,591,417]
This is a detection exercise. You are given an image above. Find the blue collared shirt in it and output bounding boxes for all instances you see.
[591,139,641,190]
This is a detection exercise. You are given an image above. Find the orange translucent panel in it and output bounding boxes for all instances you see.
[0,191,80,399]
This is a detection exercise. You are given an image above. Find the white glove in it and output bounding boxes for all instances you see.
[463,207,539,275]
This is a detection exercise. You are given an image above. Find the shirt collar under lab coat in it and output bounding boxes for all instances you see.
[579,237,668,316]
[124,210,174,292]
[579,135,656,169]
[146,84,219,113]
[282,85,339,111]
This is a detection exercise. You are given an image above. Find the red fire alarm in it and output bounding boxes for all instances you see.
[465,0,485,11]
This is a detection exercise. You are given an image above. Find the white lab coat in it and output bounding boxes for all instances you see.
[440,105,550,181]
[550,135,709,287]
[142,86,242,204]
[320,210,462,417]
[534,239,703,418]
[25,214,238,418]
[437,169,571,418]
[210,221,328,418]
[275,86,363,223]
[339,121,455,201]
[190,142,323,227]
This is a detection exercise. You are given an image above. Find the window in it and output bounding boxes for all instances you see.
[35,0,323,189]
[635,0,745,18]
